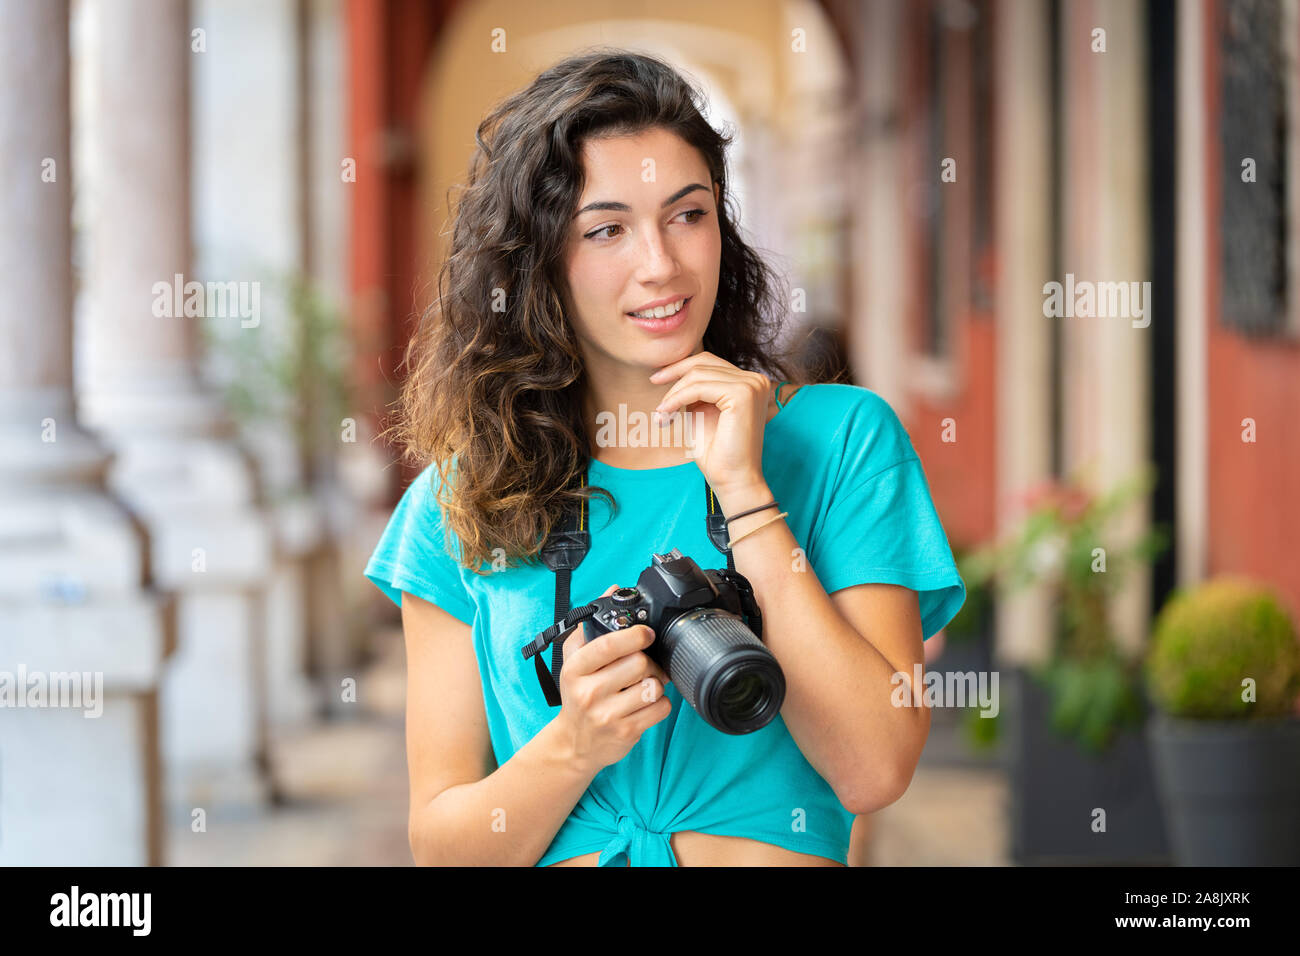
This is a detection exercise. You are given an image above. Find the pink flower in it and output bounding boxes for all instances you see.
[1017,479,1093,523]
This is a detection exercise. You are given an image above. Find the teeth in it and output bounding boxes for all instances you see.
[630,298,686,319]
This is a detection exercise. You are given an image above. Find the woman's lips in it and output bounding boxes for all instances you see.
[627,296,691,333]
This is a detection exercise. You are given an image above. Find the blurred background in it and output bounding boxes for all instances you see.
[2,0,1298,867]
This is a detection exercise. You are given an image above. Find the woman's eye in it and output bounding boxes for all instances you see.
[584,209,709,242]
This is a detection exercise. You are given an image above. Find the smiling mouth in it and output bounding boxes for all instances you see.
[627,296,691,319]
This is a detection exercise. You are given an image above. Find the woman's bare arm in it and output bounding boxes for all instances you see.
[402,591,598,865]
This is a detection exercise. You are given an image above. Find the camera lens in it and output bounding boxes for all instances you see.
[659,608,785,735]
[706,657,782,732]
[719,672,767,721]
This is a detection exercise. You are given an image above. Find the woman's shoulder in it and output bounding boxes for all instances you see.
[788,383,911,443]
[786,380,892,412]
[786,383,918,479]
[387,460,473,560]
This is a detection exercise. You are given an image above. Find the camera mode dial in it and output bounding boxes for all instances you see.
[611,587,639,604]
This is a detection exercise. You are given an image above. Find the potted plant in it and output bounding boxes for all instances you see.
[1144,577,1300,865]
[963,468,1169,751]
[963,467,1173,863]
[207,271,353,493]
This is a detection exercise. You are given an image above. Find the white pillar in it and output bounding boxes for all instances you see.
[190,0,318,731]
[76,0,273,817]
[994,0,1054,666]
[1059,0,1152,656]
[851,0,909,411]
[305,0,362,707]
[0,0,170,865]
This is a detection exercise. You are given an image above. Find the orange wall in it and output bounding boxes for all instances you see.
[1205,327,1300,621]
[906,317,998,552]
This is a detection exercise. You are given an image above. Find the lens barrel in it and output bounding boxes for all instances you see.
[660,607,785,734]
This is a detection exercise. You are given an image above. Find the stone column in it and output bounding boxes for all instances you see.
[993,0,1054,667]
[1059,0,1152,656]
[77,0,274,822]
[305,0,362,709]
[190,0,319,733]
[0,0,170,865]
[850,0,908,410]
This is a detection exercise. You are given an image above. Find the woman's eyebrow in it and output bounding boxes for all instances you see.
[573,183,709,218]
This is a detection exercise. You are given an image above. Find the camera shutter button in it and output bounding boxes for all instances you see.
[612,587,639,605]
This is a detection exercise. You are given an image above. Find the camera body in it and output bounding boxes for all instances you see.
[579,549,785,735]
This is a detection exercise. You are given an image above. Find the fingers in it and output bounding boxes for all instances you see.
[605,675,671,722]
[657,369,767,419]
[562,626,667,692]
[591,646,665,695]
[562,600,658,679]
[560,584,671,689]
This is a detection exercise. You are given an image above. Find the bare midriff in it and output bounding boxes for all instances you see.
[546,830,845,866]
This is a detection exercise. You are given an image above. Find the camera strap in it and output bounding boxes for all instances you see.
[521,476,735,707]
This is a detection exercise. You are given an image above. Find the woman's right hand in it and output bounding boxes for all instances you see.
[553,584,673,774]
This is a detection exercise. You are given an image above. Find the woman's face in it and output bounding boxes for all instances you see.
[562,127,721,378]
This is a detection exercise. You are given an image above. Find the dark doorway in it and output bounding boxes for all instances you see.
[1148,0,1179,614]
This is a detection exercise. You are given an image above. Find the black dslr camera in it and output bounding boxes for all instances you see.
[569,548,785,735]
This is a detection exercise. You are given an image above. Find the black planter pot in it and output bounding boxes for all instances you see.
[1146,714,1300,865]
[921,622,1002,769]
[933,626,994,679]
[1008,666,1171,865]
[936,585,994,678]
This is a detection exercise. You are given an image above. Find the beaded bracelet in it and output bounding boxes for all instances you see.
[726,511,789,549]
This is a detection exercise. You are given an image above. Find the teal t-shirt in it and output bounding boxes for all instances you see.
[364,383,966,866]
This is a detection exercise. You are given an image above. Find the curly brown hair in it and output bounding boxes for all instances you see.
[386,47,817,575]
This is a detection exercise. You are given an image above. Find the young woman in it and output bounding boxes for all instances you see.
[365,49,966,867]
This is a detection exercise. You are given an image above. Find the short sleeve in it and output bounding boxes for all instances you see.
[808,392,966,641]
[363,463,477,626]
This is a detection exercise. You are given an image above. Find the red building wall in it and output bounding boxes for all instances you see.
[907,318,998,553]
[346,0,457,504]
[1203,7,1300,622]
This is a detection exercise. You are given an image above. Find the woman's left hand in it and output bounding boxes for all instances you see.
[649,351,771,496]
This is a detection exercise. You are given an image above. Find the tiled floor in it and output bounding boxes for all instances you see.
[167,629,1012,866]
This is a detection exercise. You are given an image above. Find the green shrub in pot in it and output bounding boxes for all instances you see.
[960,467,1167,753]
[1146,577,1300,719]
[1143,576,1300,865]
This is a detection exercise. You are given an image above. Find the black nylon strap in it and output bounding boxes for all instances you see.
[546,565,571,703]
[704,480,736,573]
[526,474,739,706]
[530,492,592,705]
